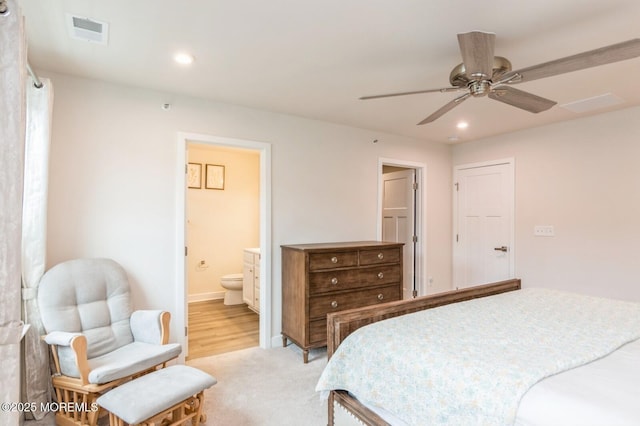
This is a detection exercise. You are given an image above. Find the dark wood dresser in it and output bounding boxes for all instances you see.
[281,241,403,362]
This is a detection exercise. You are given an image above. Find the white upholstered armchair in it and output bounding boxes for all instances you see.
[37,258,182,425]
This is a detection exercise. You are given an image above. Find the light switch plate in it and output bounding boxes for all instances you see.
[534,225,555,237]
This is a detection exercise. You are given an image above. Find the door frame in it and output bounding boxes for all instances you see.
[175,132,272,360]
[377,157,427,296]
[452,158,515,288]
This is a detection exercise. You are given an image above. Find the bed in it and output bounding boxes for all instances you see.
[316,279,640,425]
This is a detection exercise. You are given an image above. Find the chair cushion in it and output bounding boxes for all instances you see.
[130,310,164,344]
[38,258,134,358]
[97,365,216,424]
[87,341,182,384]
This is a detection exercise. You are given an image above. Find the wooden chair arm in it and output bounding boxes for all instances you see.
[160,311,171,344]
[69,334,90,385]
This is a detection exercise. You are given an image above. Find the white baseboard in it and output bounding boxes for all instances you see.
[188,291,225,303]
[270,334,283,348]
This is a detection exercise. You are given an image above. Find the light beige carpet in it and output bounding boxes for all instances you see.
[26,345,346,426]
[187,345,329,426]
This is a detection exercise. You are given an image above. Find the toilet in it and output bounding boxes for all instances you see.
[221,273,244,305]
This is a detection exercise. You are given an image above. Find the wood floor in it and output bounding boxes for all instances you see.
[187,299,259,360]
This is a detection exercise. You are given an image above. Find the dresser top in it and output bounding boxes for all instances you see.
[281,241,403,251]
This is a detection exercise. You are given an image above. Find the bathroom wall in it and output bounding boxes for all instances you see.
[187,143,260,301]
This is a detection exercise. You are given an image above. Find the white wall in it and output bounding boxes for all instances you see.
[45,72,453,348]
[452,106,640,302]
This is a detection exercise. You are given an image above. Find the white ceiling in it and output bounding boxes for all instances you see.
[20,0,640,144]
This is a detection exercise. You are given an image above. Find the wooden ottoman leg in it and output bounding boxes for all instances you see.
[191,391,207,426]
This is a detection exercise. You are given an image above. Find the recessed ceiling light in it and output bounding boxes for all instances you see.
[174,53,195,65]
[456,121,469,129]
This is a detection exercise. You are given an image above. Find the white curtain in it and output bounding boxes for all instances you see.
[0,1,27,425]
[21,76,54,420]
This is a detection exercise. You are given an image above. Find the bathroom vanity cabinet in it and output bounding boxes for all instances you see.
[243,248,260,313]
[281,241,403,363]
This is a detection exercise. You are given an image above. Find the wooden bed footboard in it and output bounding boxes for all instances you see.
[330,390,391,426]
[327,279,521,359]
[325,279,521,426]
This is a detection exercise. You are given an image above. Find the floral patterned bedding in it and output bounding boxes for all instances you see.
[316,288,640,425]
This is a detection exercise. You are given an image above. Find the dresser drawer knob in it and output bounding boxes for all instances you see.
[377,253,384,260]
[331,301,338,308]
[377,272,384,279]
[377,294,384,301]
[331,256,338,264]
[331,277,338,285]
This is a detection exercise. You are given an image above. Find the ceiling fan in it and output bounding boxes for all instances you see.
[360,32,640,125]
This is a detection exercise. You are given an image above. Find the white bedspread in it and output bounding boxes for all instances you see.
[315,288,640,426]
[516,337,640,425]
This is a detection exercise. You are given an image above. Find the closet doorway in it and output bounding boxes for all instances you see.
[452,159,514,289]
[378,158,427,298]
[176,133,272,360]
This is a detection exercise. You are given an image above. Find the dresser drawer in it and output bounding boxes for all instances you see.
[359,265,401,286]
[309,285,401,320]
[309,265,401,294]
[309,269,361,294]
[309,251,358,271]
[359,247,401,266]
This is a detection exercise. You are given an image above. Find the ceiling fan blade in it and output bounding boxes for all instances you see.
[417,93,471,125]
[457,31,496,79]
[359,86,463,100]
[488,86,556,113]
[500,38,640,84]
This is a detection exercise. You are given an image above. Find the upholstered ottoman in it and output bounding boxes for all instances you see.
[97,365,217,425]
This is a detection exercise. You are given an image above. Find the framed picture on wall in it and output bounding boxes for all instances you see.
[205,164,225,190]
[187,163,202,189]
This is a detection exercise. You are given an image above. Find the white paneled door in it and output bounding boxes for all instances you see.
[453,160,514,289]
[382,169,416,299]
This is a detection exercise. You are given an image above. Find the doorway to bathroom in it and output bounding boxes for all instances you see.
[176,133,272,361]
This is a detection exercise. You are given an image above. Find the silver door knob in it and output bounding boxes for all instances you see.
[377,253,384,260]
[377,272,384,279]
[331,277,338,285]
[377,294,384,300]
[331,301,338,308]
[494,246,508,252]
[331,256,338,263]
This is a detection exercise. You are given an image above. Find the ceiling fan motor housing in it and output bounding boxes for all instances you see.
[449,56,513,89]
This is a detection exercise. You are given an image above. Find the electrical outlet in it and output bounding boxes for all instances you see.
[534,225,555,237]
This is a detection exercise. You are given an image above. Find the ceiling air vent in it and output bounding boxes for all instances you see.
[66,14,109,45]
[559,93,624,114]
